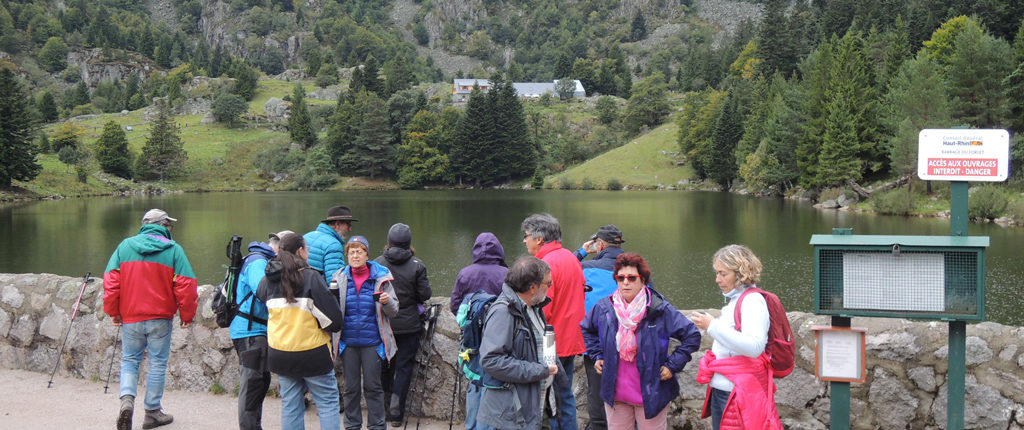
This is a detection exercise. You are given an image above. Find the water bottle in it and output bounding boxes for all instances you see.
[329,279,340,300]
[543,324,557,366]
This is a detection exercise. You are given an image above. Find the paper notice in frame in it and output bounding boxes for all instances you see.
[813,326,867,383]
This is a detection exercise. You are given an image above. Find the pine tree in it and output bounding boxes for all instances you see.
[489,76,535,182]
[451,84,491,185]
[347,92,392,179]
[383,53,414,98]
[94,120,132,179]
[229,60,259,101]
[707,93,743,189]
[37,91,59,123]
[138,99,187,180]
[288,84,317,149]
[886,54,951,189]
[72,81,91,107]
[796,43,833,188]
[946,23,1012,128]
[1006,19,1024,135]
[0,67,41,188]
[325,94,363,169]
[756,0,796,76]
[630,11,647,42]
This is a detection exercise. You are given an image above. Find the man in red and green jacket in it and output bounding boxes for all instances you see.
[104,209,197,430]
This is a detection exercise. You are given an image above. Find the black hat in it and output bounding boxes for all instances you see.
[590,225,625,245]
[387,223,412,248]
[321,205,358,223]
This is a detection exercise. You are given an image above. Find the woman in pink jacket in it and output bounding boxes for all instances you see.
[689,245,781,430]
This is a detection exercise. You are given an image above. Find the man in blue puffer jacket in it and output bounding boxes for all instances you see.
[573,225,625,430]
[304,205,357,285]
[230,231,287,430]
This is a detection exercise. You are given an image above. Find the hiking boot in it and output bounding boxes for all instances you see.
[117,395,134,430]
[390,419,403,428]
[142,409,173,429]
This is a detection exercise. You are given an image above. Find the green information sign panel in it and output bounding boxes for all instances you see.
[810,234,988,321]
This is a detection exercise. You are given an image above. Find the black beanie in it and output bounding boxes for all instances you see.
[387,223,412,248]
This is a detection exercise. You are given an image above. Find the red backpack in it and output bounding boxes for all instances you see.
[734,287,795,378]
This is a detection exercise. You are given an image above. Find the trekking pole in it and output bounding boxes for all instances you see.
[48,272,94,388]
[104,325,121,394]
[408,304,441,430]
[448,359,461,430]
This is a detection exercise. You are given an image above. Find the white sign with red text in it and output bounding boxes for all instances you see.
[918,129,1010,181]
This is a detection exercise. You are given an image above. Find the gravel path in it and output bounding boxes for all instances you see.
[0,368,456,429]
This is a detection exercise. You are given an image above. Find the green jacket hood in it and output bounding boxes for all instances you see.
[128,224,176,255]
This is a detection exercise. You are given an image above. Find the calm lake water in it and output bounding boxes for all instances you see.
[1,190,1020,325]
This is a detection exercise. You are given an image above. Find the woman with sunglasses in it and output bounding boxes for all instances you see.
[689,244,782,430]
[581,253,701,429]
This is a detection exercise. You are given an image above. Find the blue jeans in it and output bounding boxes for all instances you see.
[465,383,493,430]
[550,355,578,430]
[709,387,730,430]
[120,319,172,411]
[279,371,341,430]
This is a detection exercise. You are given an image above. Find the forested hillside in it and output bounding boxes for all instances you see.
[1,0,1023,221]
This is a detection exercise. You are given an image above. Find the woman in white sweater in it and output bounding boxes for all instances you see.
[689,244,780,430]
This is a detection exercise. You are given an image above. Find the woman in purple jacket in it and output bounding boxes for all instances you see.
[581,253,702,429]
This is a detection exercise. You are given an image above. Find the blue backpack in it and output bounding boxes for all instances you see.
[455,291,506,388]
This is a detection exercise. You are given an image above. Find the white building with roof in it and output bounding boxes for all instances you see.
[452,79,585,102]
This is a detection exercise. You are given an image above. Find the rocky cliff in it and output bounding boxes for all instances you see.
[2,273,1021,429]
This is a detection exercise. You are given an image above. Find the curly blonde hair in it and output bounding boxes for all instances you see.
[713,244,762,285]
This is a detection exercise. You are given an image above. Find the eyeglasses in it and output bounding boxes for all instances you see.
[615,274,640,282]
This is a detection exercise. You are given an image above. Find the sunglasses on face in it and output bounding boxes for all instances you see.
[615,274,640,282]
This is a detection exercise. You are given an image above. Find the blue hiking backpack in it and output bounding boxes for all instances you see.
[455,290,506,388]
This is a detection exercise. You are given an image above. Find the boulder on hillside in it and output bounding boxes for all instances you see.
[263,98,289,123]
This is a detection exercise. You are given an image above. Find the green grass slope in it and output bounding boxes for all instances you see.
[548,122,694,189]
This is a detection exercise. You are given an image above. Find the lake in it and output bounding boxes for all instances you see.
[1,190,1020,325]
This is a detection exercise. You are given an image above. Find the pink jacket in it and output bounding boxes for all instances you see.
[697,351,782,430]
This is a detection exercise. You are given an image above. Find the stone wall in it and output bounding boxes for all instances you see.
[1,273,1022,429]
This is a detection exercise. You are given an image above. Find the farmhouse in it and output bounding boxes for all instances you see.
[452,78,586,102]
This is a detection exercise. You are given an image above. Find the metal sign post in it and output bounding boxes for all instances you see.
[947,180,969,430]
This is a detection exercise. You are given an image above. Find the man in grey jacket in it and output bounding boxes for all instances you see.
[477,256,560,429]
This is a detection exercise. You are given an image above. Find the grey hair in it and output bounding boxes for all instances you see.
[505,256,550,293]
[521,213,561,243]
[268,236,281,249]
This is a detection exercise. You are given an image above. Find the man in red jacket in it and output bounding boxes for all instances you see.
[522,213,585,430]
[104,209,198,430]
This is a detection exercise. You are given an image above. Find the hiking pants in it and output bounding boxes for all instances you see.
[341,346,385,430]
[233,336,270,430]
[382,332,420,421]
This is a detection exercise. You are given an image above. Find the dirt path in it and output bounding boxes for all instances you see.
[0,368,456,429]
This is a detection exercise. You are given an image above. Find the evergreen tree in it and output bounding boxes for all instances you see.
[343,91,392,179]
[137,99,187,180]
[229,60,259,101]
[677,89,727,178]
[209,45,224,78]
[383,53,414,98]
[352,55,383,96]
[608,44,632,98]
[1005,19,1024,135]
[0,68,41,188]
[796,44,832,188]
[451,84,490,185]
[814,32,881,187]
[325,93,363,169]
[886,54,951,190]
[288,84,317,149]
[396,126,450,189]
[94,120,132,179]
[630,11,647,42]
[946,22,1012,128]
[305,47,321,77]
[756,0,796,76]
[37,91,59,123]
[707,92,743,189]
[37,132,51,154]
[489,75,535,182]
[72,81,91,107]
